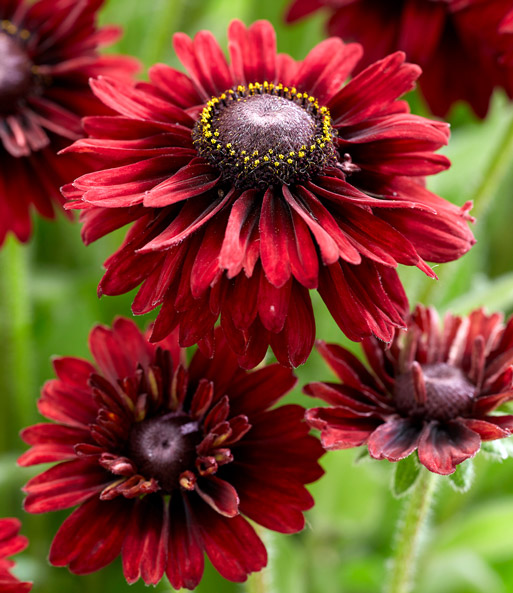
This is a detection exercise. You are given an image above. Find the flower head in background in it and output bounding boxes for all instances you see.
[306,306,513,475]
[0,518,31,592]
[20,318,323,589]
[63,20,474,368]
[0,0,139,245]
[285,0,513,118]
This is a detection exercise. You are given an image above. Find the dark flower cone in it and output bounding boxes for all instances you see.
[19,318,324,589]
[306,305,513,475]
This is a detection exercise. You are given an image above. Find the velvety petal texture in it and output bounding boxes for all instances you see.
[0,0,139,245]
[285,0,513,118]
[63,19,474,369]
[0,518,32,592]
[20,318,324,589]
[305,306,513,475]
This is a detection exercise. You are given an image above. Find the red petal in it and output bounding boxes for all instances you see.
[259,188,292,288]
[195,476,240,517]
[417,421,481,475]
[122,495,168,585]
[195,504,267,582]
[50,496,132,574]
[295,38,362,103]
[166,495,205,590]
[367,417,422,462]
[23,460,109,513]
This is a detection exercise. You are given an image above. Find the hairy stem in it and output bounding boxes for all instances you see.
[385,469,438,593]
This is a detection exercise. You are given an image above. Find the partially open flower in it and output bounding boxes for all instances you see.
[0,0,139,245]
[63,19,474,368]
[285,0,513,118]
[19,318,323,589]
[0,518,31,592]
[306,306,513,475]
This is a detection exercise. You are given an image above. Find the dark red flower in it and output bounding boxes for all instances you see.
[0,0,139,245]
[285,0,513,118]
[305,306,513,475]
[0,518,31,593]
[19,318,323,589]
[63,19,474,368]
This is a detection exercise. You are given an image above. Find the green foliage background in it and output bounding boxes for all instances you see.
[3,0,513,591]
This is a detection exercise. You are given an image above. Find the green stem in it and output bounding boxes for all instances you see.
[420,106,513,306]
[385,469,438,593]
[469,107,513,222]
[0,236,34,452]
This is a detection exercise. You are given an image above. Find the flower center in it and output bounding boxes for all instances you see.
[193,82,336,189]
[0,26,33,115]
[394,362,475,422]
[127,412,202,492]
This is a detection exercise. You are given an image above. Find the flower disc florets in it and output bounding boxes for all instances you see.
[193,82,336,189]
[394,362,475,421]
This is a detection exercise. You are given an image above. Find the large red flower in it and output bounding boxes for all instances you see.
[0,518,31,592]
[64,19,474,368]
[19,318,323,589]
[0,0,139,245]
[285,0,513,118]
[306,306,513,475]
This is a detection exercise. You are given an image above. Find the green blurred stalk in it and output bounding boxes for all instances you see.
[0,236,34,451]
[469,107,513,222]
[140,0,188,66]
[385,469,438,593]
[420,107,513,306]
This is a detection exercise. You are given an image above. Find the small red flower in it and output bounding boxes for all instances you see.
[19,318,323,589]
[0,0,139,245]
[63,19,474,368]
[306,306,513,475]
[285,0,513,118]
[0,518,31,593]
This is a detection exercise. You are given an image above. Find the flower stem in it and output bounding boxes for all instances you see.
[0,236,34,451]
[385,468,438,593]
[469,106,513,222]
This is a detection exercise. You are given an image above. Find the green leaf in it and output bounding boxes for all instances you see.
[392,454,421,498]
[447,459,475,492]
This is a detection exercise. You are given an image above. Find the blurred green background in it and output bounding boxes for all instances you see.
[3,0,513,591]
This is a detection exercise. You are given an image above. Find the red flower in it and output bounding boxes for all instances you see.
[305,306,513,475]
[0,518,31,592]
[19,318,323,589]
[63,19,474,368]
[285,0,513,118]
[0,0,139,245]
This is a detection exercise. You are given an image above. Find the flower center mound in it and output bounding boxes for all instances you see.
[395,362,475,421]
[128,413,201,493]
[193,82,336,189]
